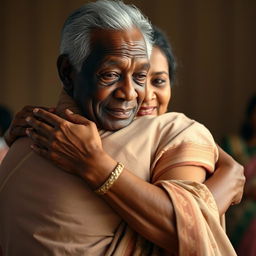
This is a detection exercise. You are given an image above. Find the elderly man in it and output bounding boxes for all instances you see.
[0,0,237,255]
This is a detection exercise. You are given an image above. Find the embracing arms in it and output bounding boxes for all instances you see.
[5,105,245,216]
[205,145,245,214]
[24,108,181,252]
[4,106,245,252]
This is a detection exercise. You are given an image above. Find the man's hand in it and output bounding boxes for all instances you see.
[4,105,55,147]
[26,108,107,180]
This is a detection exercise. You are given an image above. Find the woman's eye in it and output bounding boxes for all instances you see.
[152,78,166,87]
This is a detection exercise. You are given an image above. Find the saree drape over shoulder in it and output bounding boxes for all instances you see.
[0,91,236,255]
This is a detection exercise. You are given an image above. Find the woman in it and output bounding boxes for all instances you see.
[140,26,245,214]
[3,26,244,254]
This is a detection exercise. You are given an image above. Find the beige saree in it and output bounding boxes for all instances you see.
[104,180,236,256]
[0,90,236,255]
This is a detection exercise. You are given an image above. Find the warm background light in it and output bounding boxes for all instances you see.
[0,0,255,142]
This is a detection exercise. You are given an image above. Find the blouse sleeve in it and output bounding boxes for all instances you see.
[151,117,218,183]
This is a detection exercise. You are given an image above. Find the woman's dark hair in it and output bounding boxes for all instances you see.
[240,94,256,141]
[152,26,176,85]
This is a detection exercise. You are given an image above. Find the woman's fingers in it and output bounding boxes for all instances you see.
[4,105,56,147]
[11,125,30,137]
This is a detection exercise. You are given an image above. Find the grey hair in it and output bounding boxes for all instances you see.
[60,0,153,72]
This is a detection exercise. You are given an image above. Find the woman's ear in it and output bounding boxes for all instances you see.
[57,54,75,96]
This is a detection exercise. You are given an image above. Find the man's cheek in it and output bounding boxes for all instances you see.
[94,88,112,101]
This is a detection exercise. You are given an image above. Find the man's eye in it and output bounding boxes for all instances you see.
[133,73,147,85]
[98,72,120,83]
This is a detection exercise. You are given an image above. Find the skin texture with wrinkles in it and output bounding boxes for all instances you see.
[69,28,150,131]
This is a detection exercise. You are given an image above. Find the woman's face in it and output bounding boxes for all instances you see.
[137,46,171,116]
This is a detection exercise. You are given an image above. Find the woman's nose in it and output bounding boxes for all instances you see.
[144,85,156,102]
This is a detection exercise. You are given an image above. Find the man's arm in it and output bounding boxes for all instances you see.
[5,106,245,215]
[7,107,245,252]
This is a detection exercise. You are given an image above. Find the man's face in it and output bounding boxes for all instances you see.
[72,28,149,131]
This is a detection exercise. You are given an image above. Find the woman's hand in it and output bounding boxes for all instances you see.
[216,145,245,205]
[26,108,115,186]
[4,105,55,147]
[205,145,245,214]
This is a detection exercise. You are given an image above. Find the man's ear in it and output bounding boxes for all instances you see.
[57,54,75,96]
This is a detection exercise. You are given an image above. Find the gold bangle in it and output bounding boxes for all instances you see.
[95,162,124,195]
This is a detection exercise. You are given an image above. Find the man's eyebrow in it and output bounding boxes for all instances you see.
[100,59,122,67]
[137,62,150,70]
[99,60,150,70]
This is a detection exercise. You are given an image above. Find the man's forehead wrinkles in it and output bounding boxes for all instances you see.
[102,43,147,58]
[102,40,146,50]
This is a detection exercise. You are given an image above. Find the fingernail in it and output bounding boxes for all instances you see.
[33,108,39,113]
[66,109,74,114]
[26,116,31,122]
[26,128,31,136]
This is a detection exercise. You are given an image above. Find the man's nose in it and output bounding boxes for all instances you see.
[114,77,138,100]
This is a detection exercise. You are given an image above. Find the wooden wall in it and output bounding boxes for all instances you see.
[1,0,255,142]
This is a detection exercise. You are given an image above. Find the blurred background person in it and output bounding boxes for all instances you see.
[0,105,12,163]
[223,94,256,255]
[222,94,256,165]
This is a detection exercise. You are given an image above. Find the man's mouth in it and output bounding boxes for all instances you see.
[105,107,134,119]
[137,106,157,116]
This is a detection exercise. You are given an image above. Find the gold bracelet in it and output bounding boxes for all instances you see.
[94,162,124,195]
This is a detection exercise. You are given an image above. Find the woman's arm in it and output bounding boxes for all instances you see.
[204,145,245,215]
[6,107,245,252]
[25,108,212,253]
[6,106,245,215]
